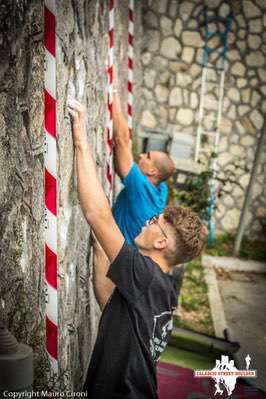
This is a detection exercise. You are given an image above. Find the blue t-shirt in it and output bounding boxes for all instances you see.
[112,163,168,245]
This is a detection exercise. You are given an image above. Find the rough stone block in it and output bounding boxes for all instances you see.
[159,70,171,84]
[155,84,169,103]
[246,51,265,67]
[182,47,195,63]
[243,1,261,19]
[240,135,255,147]
[258,68,266,82]
[221,209,241,230]
[144,68,156,88]
[231,61,246,76]
[169,87,182,106]
[146,29,160,52]
[190,92,199,109]
[250,109,264,130]
[151,56,169,70]
[236,78,247,88]
[160,37,181,59]
[160,16,173,36]
[179,2,194,21]
[228,50,241,61]
[169,107,176,122]
[169,61,187,73]
[260,85,266,96]
[227,87,241,102]
[176,108,194,125]
[141,52,152,66]
[176,72,192,87]
[182,30,203,47]
[150,0,168,14]
[251,90,262,107]
[190,64,201,77]
[238,105,250,116]
[168,0,178,18]
[249,18,263,33]
[144,10,158,28]
[141,110,156,128]
[248,34,262,50]
[242,88,251,103]
[238,29,246,39]
[174,18,183,37]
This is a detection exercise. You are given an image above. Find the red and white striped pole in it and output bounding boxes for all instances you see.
[44,0,58,376]
[128,0,134,139]
[107,0,114,204]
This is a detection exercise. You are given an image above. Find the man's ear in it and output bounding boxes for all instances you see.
[153,237,168,250]
[147,167,159,176]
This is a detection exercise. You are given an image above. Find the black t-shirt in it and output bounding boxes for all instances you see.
[83,241,178,399]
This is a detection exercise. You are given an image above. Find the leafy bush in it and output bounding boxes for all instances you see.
[168,156,248,223]
[206,233,266,261]
[168,170,212,221]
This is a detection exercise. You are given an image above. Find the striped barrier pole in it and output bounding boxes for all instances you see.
[107,0,114,204]
[44,0,58,377]
[128,0,134,139]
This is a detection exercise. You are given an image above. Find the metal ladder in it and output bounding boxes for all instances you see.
[195,7,233,242]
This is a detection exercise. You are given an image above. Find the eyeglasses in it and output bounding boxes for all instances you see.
[145,215,168,239]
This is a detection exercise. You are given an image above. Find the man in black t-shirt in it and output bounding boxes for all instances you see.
[68,100,207,399]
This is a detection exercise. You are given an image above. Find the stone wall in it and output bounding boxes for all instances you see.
[0,0,48,388]
[139,0,266,240]
[0,0,141,390]
[57,0,142,390]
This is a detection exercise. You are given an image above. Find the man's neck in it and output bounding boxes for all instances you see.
[147,175,160,187]
[139,249,171,274]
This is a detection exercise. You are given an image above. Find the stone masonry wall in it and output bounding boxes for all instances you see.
[0,0,141,390]
[57,0,142,390]
[139,0,266,240]
[0,0,48,388]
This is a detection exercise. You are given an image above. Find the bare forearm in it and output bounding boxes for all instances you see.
[75,143,110,220]
[93,252,115,311]
[93,279,114,311]
[112,92,134,177]
[68,99,125,262]
[113,92,129,144]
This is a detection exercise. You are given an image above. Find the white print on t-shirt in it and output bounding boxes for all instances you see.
[149,311,174,362]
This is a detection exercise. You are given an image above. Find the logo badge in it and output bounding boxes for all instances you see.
[194,354,257,396]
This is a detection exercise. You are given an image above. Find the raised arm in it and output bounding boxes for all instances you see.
[112,66,134,178]
[91,235,115,311]
[68,100,124,262]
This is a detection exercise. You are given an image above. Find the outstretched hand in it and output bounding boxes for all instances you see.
[68,99,88,149]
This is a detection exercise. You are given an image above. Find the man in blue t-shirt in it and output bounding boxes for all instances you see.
[112,75,175,245]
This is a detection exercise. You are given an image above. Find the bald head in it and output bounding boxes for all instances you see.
[152,151,175,182]
[138,151,175,185]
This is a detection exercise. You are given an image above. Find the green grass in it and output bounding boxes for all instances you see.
[180,260,208,312]
[160,345,216,370]
[206,233,266,261]
[174,258,214,335]
[174,234,266,337]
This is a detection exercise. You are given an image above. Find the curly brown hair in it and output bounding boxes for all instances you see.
[163,206,208,265]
